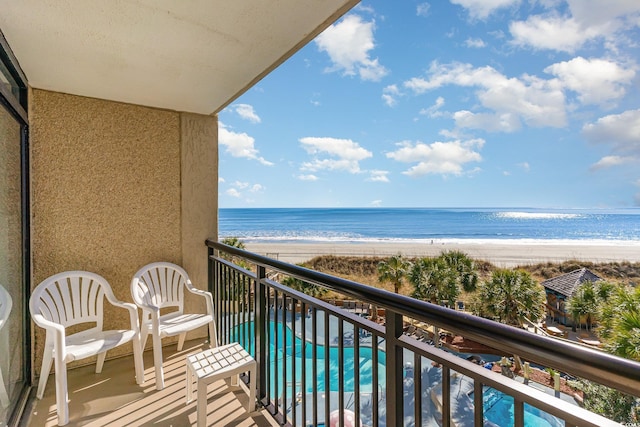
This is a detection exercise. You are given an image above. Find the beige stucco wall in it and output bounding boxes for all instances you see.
[181,114,218,297]
[29,89,218,374]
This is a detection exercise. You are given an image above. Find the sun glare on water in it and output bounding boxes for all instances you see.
[495,212,581,220]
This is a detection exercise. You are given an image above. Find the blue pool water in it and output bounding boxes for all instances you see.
[234,319,566,426]
[232,319,386,394]
[482,387,563,427]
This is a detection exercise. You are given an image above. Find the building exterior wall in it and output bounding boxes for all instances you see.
[29,89,218,373]
[180,113,218,304]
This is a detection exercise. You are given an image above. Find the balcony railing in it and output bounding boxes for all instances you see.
[207,240,640,427]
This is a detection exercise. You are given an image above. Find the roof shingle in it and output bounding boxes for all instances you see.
[541,268,602,297]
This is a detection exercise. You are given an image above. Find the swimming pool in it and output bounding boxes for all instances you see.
[482,387,564,427]
[231,318,387,395]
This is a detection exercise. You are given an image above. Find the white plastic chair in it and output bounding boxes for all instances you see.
[130,262,215,390]
[0,284,11,409]
[30,271,144,426]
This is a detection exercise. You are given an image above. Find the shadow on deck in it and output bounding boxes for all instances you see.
[23,339,276,427]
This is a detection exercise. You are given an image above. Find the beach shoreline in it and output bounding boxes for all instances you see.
[243,241,640,267]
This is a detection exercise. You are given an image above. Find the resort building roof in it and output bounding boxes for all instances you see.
[541,268,602,298]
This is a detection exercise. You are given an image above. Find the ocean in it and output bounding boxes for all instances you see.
[219,208,640,244]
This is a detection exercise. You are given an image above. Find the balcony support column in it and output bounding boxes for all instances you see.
[385,310,404,427]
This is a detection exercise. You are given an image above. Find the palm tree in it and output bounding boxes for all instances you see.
[598,285,640,362]
[377,254,412,294]
[409,257,459,306]
[221,236,246,250]
[566,280,613,331]
[474,269,545,327]
[282,276,328,299]
[220,236,249,269]
[440,250,478,292]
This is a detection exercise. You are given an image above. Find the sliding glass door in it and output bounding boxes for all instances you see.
[0,34,29,426]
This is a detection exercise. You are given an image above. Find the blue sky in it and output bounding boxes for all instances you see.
[218,0,640,209]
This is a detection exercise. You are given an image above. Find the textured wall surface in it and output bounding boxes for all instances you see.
[30,89,187,371]
[181,113,218,314]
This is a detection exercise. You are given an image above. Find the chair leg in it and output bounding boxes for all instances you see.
[54,357,69,426]
[36,349,54,399]
[197,380,207,427]
[152,333,164,390]
[132,334,145,385]
[248,363,256,413]
[177,332,186,351]
[0,364,9,408]
[208,321,217,348]
[140,326,149,352]
[96,351,106,374]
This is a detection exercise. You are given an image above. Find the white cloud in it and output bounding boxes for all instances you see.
[315,14,388,81]
[300,137,373,173]
[218,177,225,183]
[404,62,567,130]
[518,162,530,172]
[219,123,274,166]
[567,0,640,28]
[509,2,640,53]
[225,181,265,199]
[510,16,593,53]
[233,104,261,123]
[420,96,446,118]
[453,111,521,132]
[464,37,486,48]
[635,179,640,206]
[371,199,383,207]
[226,188,241,198]
[417,3,431,17]
[590,155,635,171]
[450,0,520,20]
[386,138,484,176]
[382,85,402,107]
[582,109,640,156]
[544,57,636,105]
[298,174,319,181]
[367,170,390,182]
[233,181,249,189]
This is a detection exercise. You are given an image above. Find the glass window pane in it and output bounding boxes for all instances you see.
[0,102,24,424]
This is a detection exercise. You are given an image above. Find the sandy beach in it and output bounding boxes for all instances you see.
[244,241,640,267]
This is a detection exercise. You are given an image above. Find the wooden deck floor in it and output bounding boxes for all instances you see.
[23,339,277,427]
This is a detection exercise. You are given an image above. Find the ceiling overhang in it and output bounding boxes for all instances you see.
[0,0,358,115]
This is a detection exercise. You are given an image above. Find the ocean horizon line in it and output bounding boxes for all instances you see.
[224,236,640,245]
[220,206,640,213]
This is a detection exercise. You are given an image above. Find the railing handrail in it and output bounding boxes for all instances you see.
[207,239,640,398]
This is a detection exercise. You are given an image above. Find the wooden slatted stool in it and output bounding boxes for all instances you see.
[186,343,256,426]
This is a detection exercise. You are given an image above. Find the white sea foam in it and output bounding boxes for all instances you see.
[494,211,582,220]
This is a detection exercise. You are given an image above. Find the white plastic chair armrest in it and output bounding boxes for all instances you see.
[31,313,67,359]
[31,313,66,336]
[134,301,161,315]
[185,285,214,315]
[103,294,141,332]
[121,302,141,332]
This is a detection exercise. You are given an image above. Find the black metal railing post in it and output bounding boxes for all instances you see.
[255,265,268,404]
[208,245,218,345]
[385,309,404,427]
